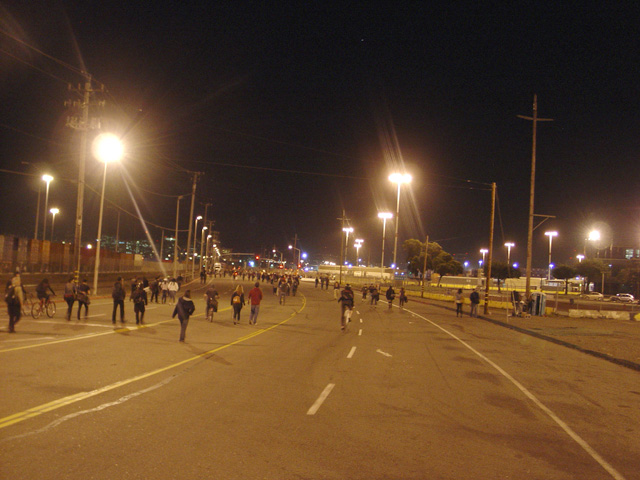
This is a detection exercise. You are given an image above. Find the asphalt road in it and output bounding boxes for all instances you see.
[1,278,638,479]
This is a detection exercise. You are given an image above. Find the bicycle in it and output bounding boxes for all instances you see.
[31,296,56,319]
[21,292,34,317]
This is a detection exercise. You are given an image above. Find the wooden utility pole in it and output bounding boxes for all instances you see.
[484,182,496,314]
[518,95,553,299]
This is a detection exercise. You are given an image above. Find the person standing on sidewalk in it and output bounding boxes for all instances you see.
[173,290,195,342]
[112,277,126,325]
[469,288,480,317]
[248,282,263,325]
[454,288,464,317]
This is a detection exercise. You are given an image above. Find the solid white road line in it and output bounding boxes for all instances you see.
[406,306,627,480]
[307,383,335,415]
[347,346,357,358]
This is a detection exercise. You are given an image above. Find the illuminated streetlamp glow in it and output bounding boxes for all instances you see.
[480,248,488,269]
[92,133,124,295]
[389,172,412,269]
[354,239,363,266]
[192,215,203,277]
[576,254,584,263]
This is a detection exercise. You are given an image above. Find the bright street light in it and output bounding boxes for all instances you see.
[480,248,488,268]
[49,208,59,242]
[378,212,393,280]
[584,230,601,257]
[504,242,515,273]
[199,226,208,272]
[354,239,363,266]
[389,172,412,269]
[576,254,584,263]
[545,231,558,280]
[92,133,124,295]
[41,174,53,242]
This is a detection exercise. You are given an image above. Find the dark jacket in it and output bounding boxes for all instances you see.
[112,281,125,301]
[386,287,396,300]
[172,296,195,320]
[338,288,354,307]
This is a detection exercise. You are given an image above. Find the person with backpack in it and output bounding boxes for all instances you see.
[76,279,91,320]
[63,276,77,321]
[5,272,24,333]
[385,285,396,310]
[132,283,148,325]
[112,276,126,325]
[338,284,355,331]
[230,285,245,324]
[173,290,195,342]
[204,284,219,322]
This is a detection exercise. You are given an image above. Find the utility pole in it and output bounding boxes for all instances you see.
[199,202,211,273]
[484,182,496,315]
[185,172,201,280]
[339,210,346,285]
[65,74,105,277]
[518,95,553,299]
[173,196,183,279]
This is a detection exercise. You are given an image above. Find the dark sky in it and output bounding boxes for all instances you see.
[1,2,639,269]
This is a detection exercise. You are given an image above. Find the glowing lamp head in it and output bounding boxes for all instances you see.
[92,133,124,163]
[378,212,393,220]
[50,208,59,215]
[389,173,412,184]
[42,174,53,184]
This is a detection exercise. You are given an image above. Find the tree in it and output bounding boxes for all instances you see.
[551,264,576,294]
[485,261,520,293]
[402,239,458,277]
[575,259,606,293]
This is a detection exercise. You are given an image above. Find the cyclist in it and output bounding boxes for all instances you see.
[204,284,219,322]
[36,278,56,307]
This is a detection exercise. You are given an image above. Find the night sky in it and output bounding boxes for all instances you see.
[1,2,639,269]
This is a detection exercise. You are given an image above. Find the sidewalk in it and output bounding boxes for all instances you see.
[411,296,640,372]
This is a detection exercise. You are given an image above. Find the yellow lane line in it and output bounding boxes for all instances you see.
[0,295,306,429]
[0,306,232,353]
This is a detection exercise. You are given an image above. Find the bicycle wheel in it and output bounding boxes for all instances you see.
[31,303,42,319]
[22,298,32,317]
[46,301,56,318]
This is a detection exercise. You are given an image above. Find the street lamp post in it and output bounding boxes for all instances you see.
[192,215,202,278]
[584,230,601,257]
[545,231,558,280]
[378,212,393,281]
[355,239,363,266]
[480,249,488,270]
[91,133,123,295]
[49,208,59,242]
[41,174,53,242]
[504,242,515,276]
[288,245,300,269]
[389,173,412,269]
[342,227,353,264]
[173,196,183,279]
[199,226,208,273]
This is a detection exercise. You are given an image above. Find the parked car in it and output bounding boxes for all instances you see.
[580,292,604,301]
[609,293,635,303]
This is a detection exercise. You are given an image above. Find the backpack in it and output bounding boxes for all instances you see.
[4,285,18,306]
[232,294,241,304]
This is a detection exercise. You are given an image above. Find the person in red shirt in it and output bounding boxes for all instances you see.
[247,282,263,325]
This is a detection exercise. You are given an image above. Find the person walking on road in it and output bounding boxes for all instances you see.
[63,276,77,321]
[173,290,195,342]
[231,285,245,324]
[248,282,263,325]
[76,279,91,320]
[385,285,396,310]
[338,284,355,331]
[398,287,408,309]
[133,283,148,325]
[333,280,340,299]
[5,272,25,333]
[112,277,126,325]
[469,288,480,317]
[204,285,219,322]
[454,288,464,317]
